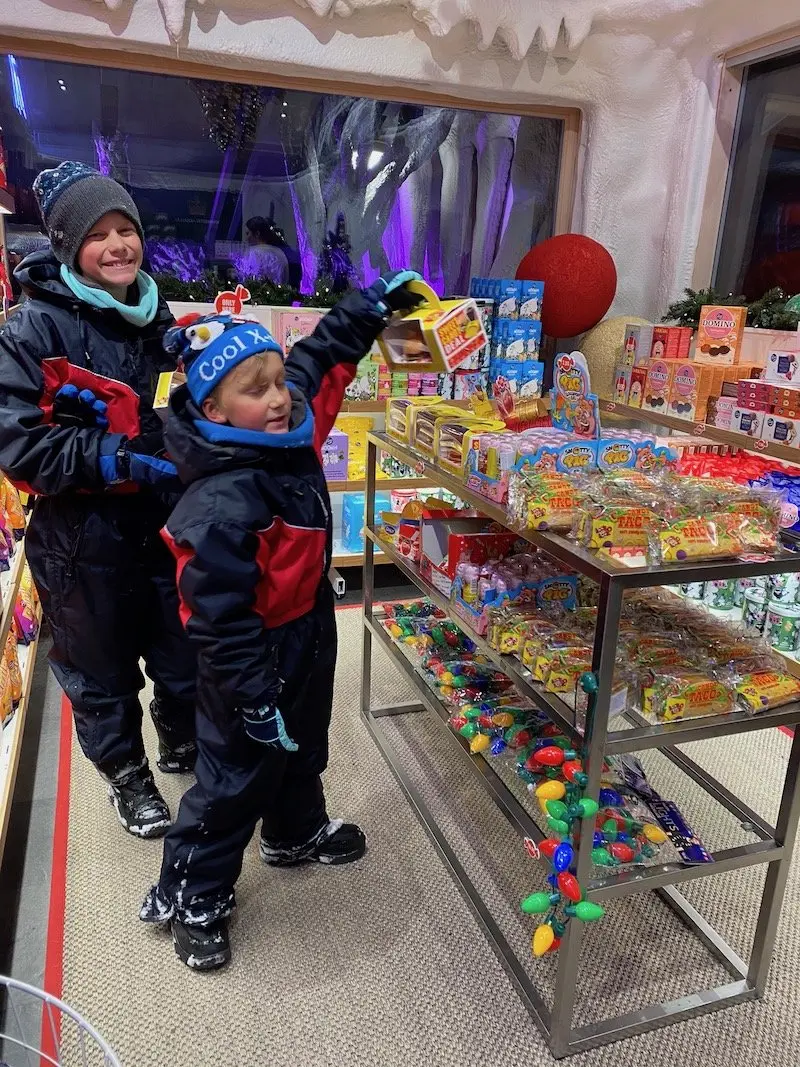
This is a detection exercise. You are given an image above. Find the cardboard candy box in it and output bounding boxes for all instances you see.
[154,370,187,420]
[420,515,517,597]
[377,281,488,373]
[693,305,747,366]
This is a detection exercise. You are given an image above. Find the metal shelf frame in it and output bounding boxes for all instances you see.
[360,431,800,1058]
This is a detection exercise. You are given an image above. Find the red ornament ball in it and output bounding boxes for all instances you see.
[516,234,617,338]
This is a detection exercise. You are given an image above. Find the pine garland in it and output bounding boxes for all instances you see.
[663,286,799,330]
[151,271,345,308]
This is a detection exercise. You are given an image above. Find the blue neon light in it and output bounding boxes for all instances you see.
[7,55,27,120]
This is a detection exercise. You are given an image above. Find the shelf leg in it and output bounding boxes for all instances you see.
[747,726,800,994]
[549,576,624,1057]
[360,437,378,718]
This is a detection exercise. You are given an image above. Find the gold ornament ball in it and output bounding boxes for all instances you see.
[579,315,650,401]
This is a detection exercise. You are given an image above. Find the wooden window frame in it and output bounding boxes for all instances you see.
[693,27,800,289]
[0,32,581,238]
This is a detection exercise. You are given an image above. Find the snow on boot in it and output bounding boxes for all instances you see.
[260,819,366,867]
[172,918,231,971]
[156,740,197,775]
[107,769,171,838]
[149,697,197,774]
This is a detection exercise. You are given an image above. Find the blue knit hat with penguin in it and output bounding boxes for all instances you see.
[164,313,283,405]
[163,312,316,448]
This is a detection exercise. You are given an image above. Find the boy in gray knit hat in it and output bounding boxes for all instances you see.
[33,160,144,272]
[0,161,197,837]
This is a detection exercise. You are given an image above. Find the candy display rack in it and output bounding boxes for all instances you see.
[360,429,800,1058]
[0,545,42,871]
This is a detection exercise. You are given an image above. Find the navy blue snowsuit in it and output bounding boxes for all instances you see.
[0,251,196,775]
[153,290,385,924]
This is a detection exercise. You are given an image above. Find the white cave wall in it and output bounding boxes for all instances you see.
[2,0,800,318]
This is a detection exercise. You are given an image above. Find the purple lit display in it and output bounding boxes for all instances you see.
[147,239,207,282]
[94,135,112,177]
[0,58,561,296]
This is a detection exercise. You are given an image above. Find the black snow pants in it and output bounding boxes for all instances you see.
[26,491,197,778]
[156,583,337,925]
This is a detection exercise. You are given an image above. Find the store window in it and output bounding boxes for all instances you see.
[716,51,800,300]
[0,55,566,300]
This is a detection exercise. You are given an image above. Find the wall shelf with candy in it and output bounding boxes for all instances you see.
[360,420,800,1058]
[0,477,42,871]
[607,311,800,467]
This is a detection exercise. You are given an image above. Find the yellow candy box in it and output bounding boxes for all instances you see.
[377,281,488,373]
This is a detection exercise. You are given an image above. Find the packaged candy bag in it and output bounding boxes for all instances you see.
[642,668,735,722]
[5,630,21,705]
[1,479,26,540]
[14,566,39,645]
[0,654,12,724]
[735,671,800,713]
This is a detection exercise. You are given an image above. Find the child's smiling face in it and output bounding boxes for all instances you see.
[77,210,142,297]
[202,351,292,434]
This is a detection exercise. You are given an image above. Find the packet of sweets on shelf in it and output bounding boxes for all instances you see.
[487,609,540,655]
[14,567,39,645]
[735,671,800,713]
[519,619,565,668]
[0,654,12,724]
[544,650,592,696]
[578,503,658,550]
[647,514,742,564]
[5,630,21,705]
[1,480,25,540]
[643,668,735,721]
[522,481,581,532]
[534,644,592,684]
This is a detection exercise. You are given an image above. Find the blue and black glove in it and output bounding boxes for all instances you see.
[242,703,298,751]
[99,432,180,489]
[366,270,424,316]
[52,384,109,429]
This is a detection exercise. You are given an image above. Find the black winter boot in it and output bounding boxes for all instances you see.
[107,768,171,838]
[172,918,231,971]
[156,740,197,775]
[149,697,197,774]
[260,819,366,867]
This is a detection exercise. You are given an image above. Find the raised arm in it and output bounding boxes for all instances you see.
[287,271,422,447]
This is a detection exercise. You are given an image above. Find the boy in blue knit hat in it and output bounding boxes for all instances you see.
[140,271,422,970]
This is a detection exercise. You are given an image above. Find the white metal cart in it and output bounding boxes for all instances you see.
[1,977,121,1067]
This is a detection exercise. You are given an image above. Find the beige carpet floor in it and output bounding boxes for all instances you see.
[59,607,800,1066]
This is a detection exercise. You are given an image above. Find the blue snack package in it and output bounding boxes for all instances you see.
[519,280,544,320]
[502,320,528,362]
[520,360,544,399]
[496,279,522,319]
[523,319,542,359]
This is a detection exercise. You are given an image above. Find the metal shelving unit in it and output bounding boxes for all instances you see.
[360,430,800,1058]
[599,398,800,464]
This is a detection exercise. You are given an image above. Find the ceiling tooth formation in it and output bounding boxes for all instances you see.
[96,0,706,57]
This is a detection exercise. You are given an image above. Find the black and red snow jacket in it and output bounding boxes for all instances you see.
[0,250,175,496]
[162,289,386,714]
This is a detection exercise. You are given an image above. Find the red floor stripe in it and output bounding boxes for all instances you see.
[779,725,795,737]
[40,696,73,1058]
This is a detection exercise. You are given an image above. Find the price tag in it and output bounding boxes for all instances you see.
[754,439,768,451]
[606,402,616,413]
[693,422,706,436]
[523,837,540,860]
[414,461,425,476]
